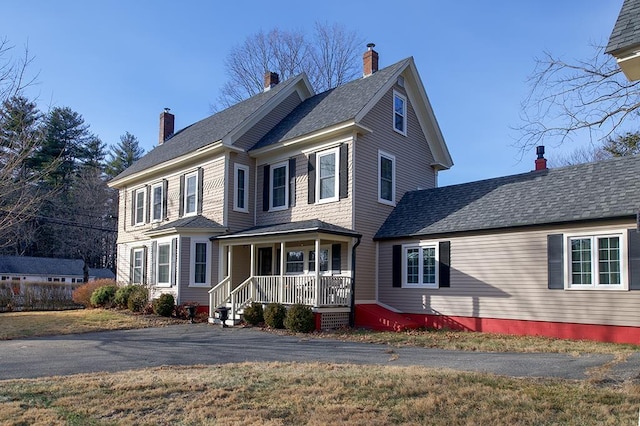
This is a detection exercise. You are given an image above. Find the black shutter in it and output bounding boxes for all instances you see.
[331,243,342,272]
[129,248,134,284]
[289,158,296,207]
[197,168,204,215]
[392,245,402,287]
[628,229,640,290]
[145,185,151,223]
[439,241,450,288]
[162,179,168,220]
[262,164,270,211]
[142,246,148,285]
[308,153,316,204]
[547,234,564,289]
[170,238,178,287]
[130,191,135,226]
[179,175,185,217]
[339,144,348,199]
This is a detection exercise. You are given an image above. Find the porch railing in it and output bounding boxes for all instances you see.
[209,275,352,320]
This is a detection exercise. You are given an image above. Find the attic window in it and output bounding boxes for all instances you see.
[393,90,407,136]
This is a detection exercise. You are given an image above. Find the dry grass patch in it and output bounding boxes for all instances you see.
[0,362,639,425]
[0,309,181,340]
[317,329,640,355]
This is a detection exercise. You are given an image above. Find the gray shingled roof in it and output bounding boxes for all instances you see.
[112,76,297,181]
[214,219,361,240]
[375,155,640,240]
[89,268,116,279]
[251,59,409,150]
[152,216,226,231]
[0,256,84,276]
[607,0,640,54]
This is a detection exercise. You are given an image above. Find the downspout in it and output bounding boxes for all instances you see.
[349,235,362,328]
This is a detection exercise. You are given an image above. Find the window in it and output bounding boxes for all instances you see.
[378,151,395,205]
[316,148,339,203]
[151,182,164,222]
[234,164,249,212]
[191,239,210,286]
[286,250,304,273]
[132,248,144,284]
[309,249,329,272]
[184,171,198,215]
[157,243,171,286]
[393,90,407,135]
[270,162,288,210]
[403,243,438,288]
[134,187,146,225]
[567,233,625,289]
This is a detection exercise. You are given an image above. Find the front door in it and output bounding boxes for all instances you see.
[258,247,272,275]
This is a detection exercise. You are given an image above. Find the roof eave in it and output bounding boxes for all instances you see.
[145,226,228,238]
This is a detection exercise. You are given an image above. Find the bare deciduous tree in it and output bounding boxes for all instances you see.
[516,44,640,153]
[215,23,364,108]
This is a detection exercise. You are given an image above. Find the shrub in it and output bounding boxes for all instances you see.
[264,303,287,329]
[243,302,264,325]
[176,302,200,321]
[127,285,149,312]
[90,284,117,308]
[153,293,175,317]
[114,285,136,309]
[284,304,315,333]
[72,279,116,308]
[0,283,14,311]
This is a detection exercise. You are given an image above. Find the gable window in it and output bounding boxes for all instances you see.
[378,150,396,205]
[316,148,339,203]
[393,90,407,135]
[151,182,164,222]
[191,239,210,286]
[567,233,625,289]
[270,162,288,210]
[134,187,146,225]
[403,243,438,288]
[184,171,198,216]
[234,164,249,213]
[157,243,171,286]
[132,248,145,284]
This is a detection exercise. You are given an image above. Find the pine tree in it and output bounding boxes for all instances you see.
[105,132,144,179]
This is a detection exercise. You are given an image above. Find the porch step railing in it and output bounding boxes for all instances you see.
[208,276,231,319]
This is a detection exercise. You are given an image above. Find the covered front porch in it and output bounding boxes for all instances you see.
[208,220,361,327]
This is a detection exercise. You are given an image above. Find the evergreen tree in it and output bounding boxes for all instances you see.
[105,132,144,178]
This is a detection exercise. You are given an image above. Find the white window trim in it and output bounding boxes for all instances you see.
[233,163,249,213]
[132,247,145,284]
[184,171,199,216]
[393,90,407,136]
[316,147,340,204]
[151,182,164,222]
[378,150,396,206]
[564,230,628,290]
[270,161,289,211]
[190,238,211,287]
[402,242,439,289]
[284,245,333,275]
[156,240,172,288]
[134,187,146,225]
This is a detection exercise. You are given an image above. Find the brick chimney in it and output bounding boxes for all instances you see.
[363,43,379,77]
[159,108,174,145]
[264,71,279,91]
[535,145,547,171]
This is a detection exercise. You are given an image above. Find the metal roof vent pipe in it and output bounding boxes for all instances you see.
[535,145,548,171]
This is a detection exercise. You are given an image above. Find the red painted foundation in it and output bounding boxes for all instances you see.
[355,304,640,344]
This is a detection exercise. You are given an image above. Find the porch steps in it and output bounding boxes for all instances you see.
[355,304,421,331]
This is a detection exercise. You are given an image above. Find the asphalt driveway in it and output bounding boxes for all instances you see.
[1,324,639,382]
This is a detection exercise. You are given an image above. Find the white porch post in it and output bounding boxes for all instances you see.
[250,243,255,301]
[314,237,321,307]
[279,241,285,304]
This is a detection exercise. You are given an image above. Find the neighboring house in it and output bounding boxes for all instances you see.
[0,255,115,284]
[373,153,640,344]
[606,0,640,80]
[108,45,452,328]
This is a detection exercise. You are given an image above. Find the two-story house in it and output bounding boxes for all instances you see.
[108,46,452,328]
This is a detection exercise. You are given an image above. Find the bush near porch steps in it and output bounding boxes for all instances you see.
[153,294,175,317]
[284,304,315,333]
[264,303,287,329]
[243,302,264,325]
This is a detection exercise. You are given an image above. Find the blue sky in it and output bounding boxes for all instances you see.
[3,1,623,186]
